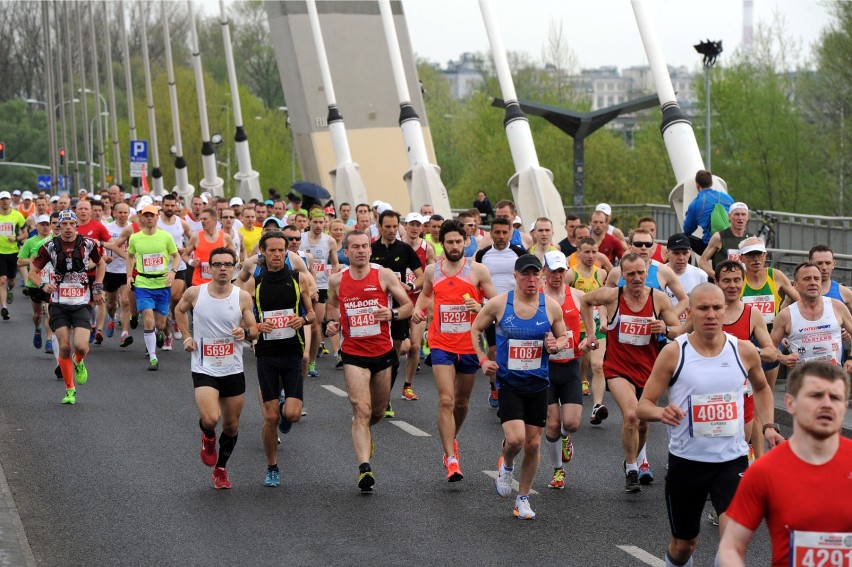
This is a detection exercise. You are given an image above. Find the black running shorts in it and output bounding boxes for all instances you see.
[256,354,304,403]
[548,359,582,406]
[191,371,246,398]
[497,387,548,427]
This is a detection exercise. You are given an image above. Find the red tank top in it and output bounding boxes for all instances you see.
[407,240,428,301]
[428,259,481,354]
[192,230,225,286]
[723,303,753,341]
[651,244,666,263]
[550,288,581,364]
[339,266,393,356]
[603,287,659,387]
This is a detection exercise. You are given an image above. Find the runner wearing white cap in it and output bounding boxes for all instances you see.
[699,201,754,279]
[595,203,627,246]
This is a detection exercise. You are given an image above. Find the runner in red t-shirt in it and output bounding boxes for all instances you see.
[325,229,413,493]
[719,361,851,567]
[590,211,624,265]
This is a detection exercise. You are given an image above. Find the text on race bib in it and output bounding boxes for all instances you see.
[549,331,575,361]
[507,339,543,371]
[688,392,739,438]
[619,315,652,346]
[57,283,88,305]
[262,309,296,340]
[727,250,742,263]
[142,253,166,274]
[0,222,14,236]
[200,262,211,280]
[348,306,380,338]
[313,260,326,273]
[741,294,776,324]
[439,304,470,333]
[790,531,852,567]
[201,338,235,368]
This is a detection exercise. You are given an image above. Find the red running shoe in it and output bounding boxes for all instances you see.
[446,460,463,482]
[200,433,217,467]
[212,467,232,489]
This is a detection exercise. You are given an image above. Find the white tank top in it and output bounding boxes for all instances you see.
[105,221,128,274]
[788,297,842,365]
[300,232,331,289]
[191,284,244,376]
[480,246,520,295]
[668,333,748,463]
[157,216,187,271]
[184,214,202,234]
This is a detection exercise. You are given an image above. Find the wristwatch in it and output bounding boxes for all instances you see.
[762,422,780,433]
[392,309,399,320]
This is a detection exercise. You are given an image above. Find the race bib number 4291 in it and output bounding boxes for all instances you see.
[790,531,852,567]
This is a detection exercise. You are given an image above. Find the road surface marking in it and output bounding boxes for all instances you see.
[481,471,539,495]
[321,385,348,397]
[389,421,431,437]
[616,545,665,567]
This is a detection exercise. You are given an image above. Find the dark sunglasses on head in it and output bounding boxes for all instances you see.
[632,241,654,248]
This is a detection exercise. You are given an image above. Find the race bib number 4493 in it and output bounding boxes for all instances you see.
[790,531,852,567]
[57,283,87,305]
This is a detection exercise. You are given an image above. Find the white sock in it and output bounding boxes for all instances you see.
[51,336,60,362]
[144,330,157,361]
[561,426,570,438]
[447,456,458,465]
[545,436,562,469]
[664,551,692,567]
[626,462,639,473]
[638,444,648,464]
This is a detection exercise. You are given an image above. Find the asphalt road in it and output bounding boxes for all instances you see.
[0,296,776,566]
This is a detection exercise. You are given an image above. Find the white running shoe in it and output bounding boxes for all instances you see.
[172,320,182,341]
[495,456,514,498]
[514,495,536,520]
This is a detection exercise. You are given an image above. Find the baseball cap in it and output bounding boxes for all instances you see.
[12,189,21,196]
[229,197,244,207]
[140,205,159,216]
[740,240,766,255]
[404,212,423,224]
[371,200,382,209]
[543,250,568,271]
[514,254,542,272]
[666,233,691,251]
[595,203,612,216]
[57,210,78,223]
[513,216,523,227]
[263,216,284,228]
[377,202,392,215]
[137,195,153,207]
[21,190,33,200]
[35,214,50,224]
[264,199,274,206]
[728,202,748,214]
[50,195,59,203]
[0,191,10,200]
[78,188,88,195]
[124,193,132,200]
[200,195,209,204]
[152,195,162,202]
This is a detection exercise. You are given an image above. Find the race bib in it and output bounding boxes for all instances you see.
[200,262,211,280]
[727,250,742,263]
[348,306,380,337]
[313,259,326,273]
[619,315,652,346]
[790,531,852,567]
[142,253,166,274]
[0,222,14,237]
[262,309,296,341]
[405,270,416,285]
[39,263,53,282]
[549,331,575,361]
[679,307,691,324]
[741,294,776,324]
[440,304,470,333]
[201,338,235,368]
[57,283,88,305]
[507,339,543,370]
[688,392,739,438]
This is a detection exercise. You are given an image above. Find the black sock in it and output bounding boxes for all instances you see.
[216,432,238,468]
[490,383,497,391]
[267,464,278,471]
[359,462,371,474]
[390,362,399,390]
[199,419,215,438]
[403,382,411,389]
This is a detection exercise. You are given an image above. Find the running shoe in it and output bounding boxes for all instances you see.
[61,389,77,405]
[590,403,609,425]
[6,289,11,304]
[638,460,654,485]
[548,468,565,489]
[94,330,103,345]
[384,402,395,418]
[321,342,329,355]
[370,439,375,458]
[495,456,514,497]
[89,327,95,344]
[514,495,536,520]
[335,354,343,368]
[401,387,418,401]
[707,505,719,526]
[212,467,232,489]
[624,461,641,493]
[163,336,173,351]
[155,331,165,349]
[488,388,499,409]
[446,460,463,482]
[416,364,421,373]
[582,380,590,396]
[264,468,281,488]
[747,444,755,464]
[120,334,134,348]
[172,320,182,340]
[33,329,42,349]
[301,403,307,416]
[200,433,217,466]
[73,359,88,385]
[106,321,115,338]
[129,314,138,329]
[54,364,62,380]
[358,470,375,492]
[0,307,7,321]
[561,436,574,463]
[45,340,53,355]
[278,398,292,434]
[148,358,159,371]
[307,361,318,377]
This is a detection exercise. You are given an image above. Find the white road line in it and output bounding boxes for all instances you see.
[616,545,665,567]
[481,471,539,495]
[321,385,348,397]
[389,420,431,437]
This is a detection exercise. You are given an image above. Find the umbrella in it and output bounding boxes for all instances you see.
[291,181,331,201]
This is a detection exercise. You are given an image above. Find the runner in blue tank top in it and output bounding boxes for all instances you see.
[472,254,569,521]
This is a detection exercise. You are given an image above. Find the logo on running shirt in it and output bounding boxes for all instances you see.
[363,286,378,292]
[343,298,380,309]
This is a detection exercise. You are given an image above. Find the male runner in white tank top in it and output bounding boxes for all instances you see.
[158,194,192,345]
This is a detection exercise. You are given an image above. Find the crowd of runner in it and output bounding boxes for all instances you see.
[1,168,848,566]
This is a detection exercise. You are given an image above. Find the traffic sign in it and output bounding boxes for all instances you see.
[129,140,148,177]
[37,175,51,189]
[36,175,72,191]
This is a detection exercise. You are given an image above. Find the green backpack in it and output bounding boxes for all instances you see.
[709,198,731,234]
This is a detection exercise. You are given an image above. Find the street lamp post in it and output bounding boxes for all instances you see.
[89,111,109,175]
[694,39,723,170]
[280,106,296,184]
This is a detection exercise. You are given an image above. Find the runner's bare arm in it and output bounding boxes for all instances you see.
[698,232,722,278]
[380,267,414,320]
[579,287,617,348]
[636,342,683,425]
[776,270,800,308]
[324,273,342,336]
[328,237,340,271]
[471,294,506,376]
[544,296,569,352]
[596,253,614,273]
[660,266,689,318]
[769,308,796,366]
[182,234,198,265]
[237,255,258,284]
[237,290,258,341]
[831,298,852,373]
[653,290,682,336]
[741,340,784,448]
[604,267,621,288]
[750,309,778,363]
[176,286,200,349]
[297,271,316,326]
[410,267,424,292]
[717,520,754,566]
[224,234,235,254]
[411,266,434,323]
[473,263,497,300]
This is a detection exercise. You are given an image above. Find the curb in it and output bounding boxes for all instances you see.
[0,456,36,567]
